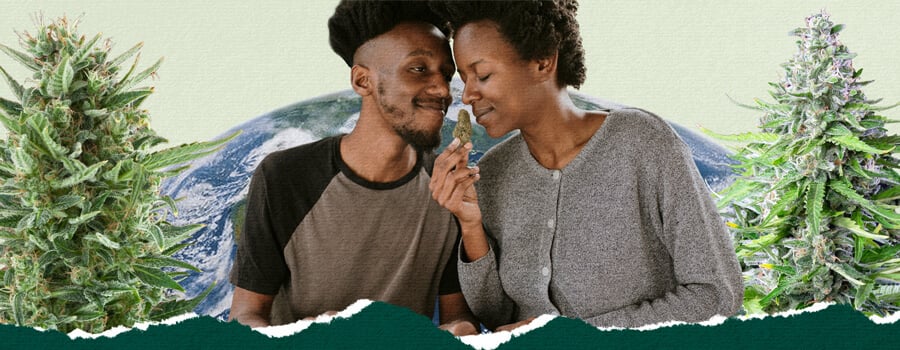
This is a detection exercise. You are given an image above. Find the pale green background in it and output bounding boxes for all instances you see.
[1,1,899,146]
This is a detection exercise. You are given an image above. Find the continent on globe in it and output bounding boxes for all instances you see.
[160,79,737,320]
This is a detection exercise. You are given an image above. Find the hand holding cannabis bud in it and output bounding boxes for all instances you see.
[429,133,481,226]
[431,108,491,264]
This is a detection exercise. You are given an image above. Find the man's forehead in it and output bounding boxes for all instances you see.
[408,49,437,58]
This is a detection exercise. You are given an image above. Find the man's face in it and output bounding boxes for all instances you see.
[363,22,455,152]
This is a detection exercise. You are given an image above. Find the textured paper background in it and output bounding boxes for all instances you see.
[1,0,900,348]
[1,1,899,145]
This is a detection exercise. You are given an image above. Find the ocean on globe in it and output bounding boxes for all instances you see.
[160,80,737,320]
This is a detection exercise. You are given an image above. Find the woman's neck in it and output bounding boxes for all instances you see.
[519,91,607,170]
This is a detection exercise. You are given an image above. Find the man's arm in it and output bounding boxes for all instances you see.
[437,292,479,336]
[228,159,291,328]
[229,287,275,328]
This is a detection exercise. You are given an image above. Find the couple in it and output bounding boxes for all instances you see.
[229,0,742,335]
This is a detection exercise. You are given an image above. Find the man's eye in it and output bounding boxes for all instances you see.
[411,66,426,73]
[477,74,491,82]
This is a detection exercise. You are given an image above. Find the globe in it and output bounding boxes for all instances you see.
[160,80,737,320]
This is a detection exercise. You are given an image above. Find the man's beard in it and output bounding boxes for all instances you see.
[394,123,440,153]
[378,86,442,152]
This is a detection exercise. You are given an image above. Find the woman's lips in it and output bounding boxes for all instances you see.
[473,107,493,124]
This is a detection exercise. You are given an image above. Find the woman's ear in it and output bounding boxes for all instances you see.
[534,52,558,83]
[351,64,373,96]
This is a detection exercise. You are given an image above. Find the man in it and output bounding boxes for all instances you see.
[228,1,477,336]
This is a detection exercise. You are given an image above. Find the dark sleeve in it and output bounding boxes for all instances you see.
[229,136,343,296]
[438,227,462,295]
[229,162,288,295]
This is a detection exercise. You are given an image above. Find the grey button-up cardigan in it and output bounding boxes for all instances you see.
[459,108,743,328]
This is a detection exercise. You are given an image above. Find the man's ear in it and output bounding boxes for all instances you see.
[533,52,558,83]
[351,64,373,96]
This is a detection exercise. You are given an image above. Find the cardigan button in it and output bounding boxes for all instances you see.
[547,219,555,229]
[541,267,550,276]
[551,170,561,180]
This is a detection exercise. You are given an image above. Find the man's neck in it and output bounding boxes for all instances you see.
[340,118,419,184]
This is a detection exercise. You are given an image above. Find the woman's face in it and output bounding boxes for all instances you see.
[453,20,543,138]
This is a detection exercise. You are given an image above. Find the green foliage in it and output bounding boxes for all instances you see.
[710,12,900,316]
[0,16,238,333]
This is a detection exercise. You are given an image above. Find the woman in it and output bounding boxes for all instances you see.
[428,0,743,330]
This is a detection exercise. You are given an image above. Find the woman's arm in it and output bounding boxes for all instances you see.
[456,235,518,330]
[429,138,517,329]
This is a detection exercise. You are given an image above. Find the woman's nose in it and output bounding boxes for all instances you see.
[461,79,480,105]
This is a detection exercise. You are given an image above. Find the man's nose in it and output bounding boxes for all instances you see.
[426,73,450,98]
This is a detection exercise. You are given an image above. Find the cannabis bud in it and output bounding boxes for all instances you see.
[453,109,472,145]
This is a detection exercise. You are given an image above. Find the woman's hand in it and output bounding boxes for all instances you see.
[430,138,482,225]
[439,319,480,336]
[431,138,491,262]
[494,317,537,332]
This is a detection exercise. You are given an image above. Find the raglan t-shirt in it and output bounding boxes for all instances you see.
[229,135,461,325]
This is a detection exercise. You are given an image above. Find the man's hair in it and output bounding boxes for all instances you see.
[430,0,586,89]
[328,0,450,67]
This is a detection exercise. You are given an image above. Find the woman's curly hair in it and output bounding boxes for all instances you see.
[430,0,586,89]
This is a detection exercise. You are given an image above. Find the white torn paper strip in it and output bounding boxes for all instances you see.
[56,299,896,346]
[254,299,373,338]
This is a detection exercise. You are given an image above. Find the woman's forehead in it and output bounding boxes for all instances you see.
[452,21,519,69]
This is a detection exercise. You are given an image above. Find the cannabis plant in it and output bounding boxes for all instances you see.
[0,16,236,333]
[707,11,900,316]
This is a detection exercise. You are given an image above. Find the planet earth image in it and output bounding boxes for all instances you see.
[160,80,737,320]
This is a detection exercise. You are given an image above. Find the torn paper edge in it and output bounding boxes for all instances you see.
[49,299,897,344]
